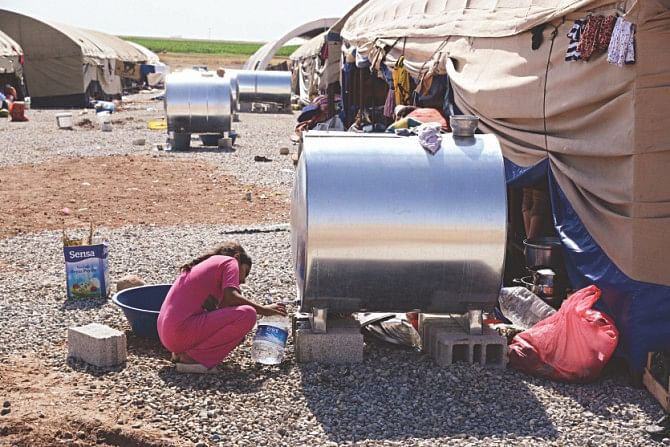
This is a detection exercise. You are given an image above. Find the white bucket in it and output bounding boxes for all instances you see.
[96,112,112,132]
[55,113,73,129]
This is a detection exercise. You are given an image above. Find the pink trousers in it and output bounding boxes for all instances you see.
[160,305,257,368]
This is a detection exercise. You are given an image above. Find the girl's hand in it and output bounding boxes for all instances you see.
[260,303,287,317]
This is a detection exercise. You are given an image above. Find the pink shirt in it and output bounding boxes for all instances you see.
[157,256,240,343]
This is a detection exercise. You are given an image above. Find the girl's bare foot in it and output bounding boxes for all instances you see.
[170,352,197,364]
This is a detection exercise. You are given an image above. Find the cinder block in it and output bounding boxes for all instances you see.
[295,319,364,364]
[68,323,127,367]
[423,317,507,368]
[419,314,457,355]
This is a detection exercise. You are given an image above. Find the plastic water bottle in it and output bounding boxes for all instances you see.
[498,287,556,330]
[250,315,289,365]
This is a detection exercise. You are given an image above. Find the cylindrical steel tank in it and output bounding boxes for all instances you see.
[291,131,507,313]
[164,71,233,133]
[228,69,291,106]
[228,72,240,112]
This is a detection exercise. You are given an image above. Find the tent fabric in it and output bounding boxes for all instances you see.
[0,29,21,57]
[289,32,327,105]
[127,41,162,65]
[290,32,326,61]
[0,29,22,77]
[84,29,146,63]
[342,0,617,40]
[341,0,670,288]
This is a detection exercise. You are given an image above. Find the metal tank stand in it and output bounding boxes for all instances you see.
[309,307,328,334]
[467,309,484,335]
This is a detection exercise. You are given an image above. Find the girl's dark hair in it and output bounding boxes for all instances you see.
[180,241,252,272]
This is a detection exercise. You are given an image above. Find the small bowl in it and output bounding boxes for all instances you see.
[449,115,479,137]
[112,284,171,338]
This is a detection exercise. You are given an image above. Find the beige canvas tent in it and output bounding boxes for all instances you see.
[127,41,161,65]
[0,29,23,81]
[340,0,670,370]
[0,9,147,107]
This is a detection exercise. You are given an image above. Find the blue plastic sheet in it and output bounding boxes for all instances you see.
[505,158,670,372]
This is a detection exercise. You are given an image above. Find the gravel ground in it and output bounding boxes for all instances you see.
[0,94,667,446]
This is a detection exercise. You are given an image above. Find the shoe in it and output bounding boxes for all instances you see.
[645,414,670,437]
[175,363,218,374]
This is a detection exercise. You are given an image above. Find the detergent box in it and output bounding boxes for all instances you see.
[63,227,110,299]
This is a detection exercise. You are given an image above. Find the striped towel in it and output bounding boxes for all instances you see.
[565,18,585,61]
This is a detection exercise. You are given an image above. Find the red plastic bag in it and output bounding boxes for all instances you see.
[508,285,619,383]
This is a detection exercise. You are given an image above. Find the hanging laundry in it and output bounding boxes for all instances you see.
[565,18,586,61]
[607,17,636,67]
[531,24,547,50]
[392,56,413,106]
[383,88,395,119]
[577,15,617,61]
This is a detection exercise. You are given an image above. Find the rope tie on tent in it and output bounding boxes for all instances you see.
[542,21,563,154]
[413,38,450,104]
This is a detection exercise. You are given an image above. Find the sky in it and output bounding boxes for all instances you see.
[0,0,360,42]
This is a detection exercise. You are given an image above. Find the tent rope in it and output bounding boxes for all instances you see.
[543,22,563,154]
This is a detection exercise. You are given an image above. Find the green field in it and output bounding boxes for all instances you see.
[121,36,299,57]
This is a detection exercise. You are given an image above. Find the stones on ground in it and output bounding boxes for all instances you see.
[279,147,290,155]
[1,408,9,416]
[115,274,146,292]
[2,400,9,408]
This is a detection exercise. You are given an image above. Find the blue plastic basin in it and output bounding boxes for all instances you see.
[112,284,171,339]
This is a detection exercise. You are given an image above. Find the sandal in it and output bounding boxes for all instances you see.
[645,414,670,437]
[175,363,218,374]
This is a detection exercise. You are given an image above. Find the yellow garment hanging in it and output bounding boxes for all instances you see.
[392,56,412,106]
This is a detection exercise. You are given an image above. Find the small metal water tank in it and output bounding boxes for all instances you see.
[228,72,240,112]
[291,131,508,314]
[164,70,233,134]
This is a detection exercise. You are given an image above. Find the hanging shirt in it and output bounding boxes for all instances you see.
[392,56,413,106]
[607,17,636,67]
[565,18,585,61]
[578,15,617,61]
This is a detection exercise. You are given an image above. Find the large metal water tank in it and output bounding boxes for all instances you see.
[291,131,507,314]
[164,70,233,133]
[228,69,291,107]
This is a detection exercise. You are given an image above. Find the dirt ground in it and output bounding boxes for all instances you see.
[0,155,289,239]
[1,353,176,447]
